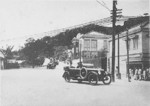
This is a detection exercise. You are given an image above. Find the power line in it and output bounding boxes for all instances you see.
[96,0,111,12]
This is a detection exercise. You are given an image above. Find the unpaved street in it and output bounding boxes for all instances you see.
[1,63,150,106]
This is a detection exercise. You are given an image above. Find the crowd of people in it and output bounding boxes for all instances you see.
[115,66,150,81]
[129,67,150,81]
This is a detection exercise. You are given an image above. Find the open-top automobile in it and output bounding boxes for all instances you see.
[62,64,111,85]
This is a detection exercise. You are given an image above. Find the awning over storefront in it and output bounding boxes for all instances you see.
[128,57,142,64]
[123,56,150,65]
[122,56,141,61]
[122,35,139,40]
[129,35,138,39]
[129,57,142,62]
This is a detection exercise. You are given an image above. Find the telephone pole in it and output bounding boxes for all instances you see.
[111,0,122,82]
[111,0,117,82]
[126,29,130,82]
[79,43,82,63]
[118,33,121,79]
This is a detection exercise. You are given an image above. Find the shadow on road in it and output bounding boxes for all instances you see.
[68,81,109,86]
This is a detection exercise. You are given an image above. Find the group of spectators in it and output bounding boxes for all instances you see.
[129,67,150,81]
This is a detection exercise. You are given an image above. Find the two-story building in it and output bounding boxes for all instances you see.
[108,20,150,75]
[72,31,111,69]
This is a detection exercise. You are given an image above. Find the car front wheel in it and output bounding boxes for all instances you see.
[88,74,98,85]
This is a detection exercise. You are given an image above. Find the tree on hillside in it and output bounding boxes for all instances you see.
[23,38,37,67]
[41,36,55,57]
[21,38,40,68]
[21,37,56,67]
[0,46,14,59]
[123,16,149,29]
[0,46,21,69]
[54,46,68,60]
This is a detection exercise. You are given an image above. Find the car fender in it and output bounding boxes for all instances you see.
[62,71,69,78]
[88,71,99,84]
[104,71,111,76]
[63,66,70,71]
[88,71,98,76]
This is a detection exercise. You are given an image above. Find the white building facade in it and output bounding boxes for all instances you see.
[108,21,150,76]
[72,31,111,69]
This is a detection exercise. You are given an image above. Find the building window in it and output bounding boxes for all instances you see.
[83,51,91,58]
[91,39,97,51]
[75,42,79,47]
[91,51,98,58]
[133,37,138,49]
[84,39,90,51]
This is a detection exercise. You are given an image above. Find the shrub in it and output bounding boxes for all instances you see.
[5,62,20,69]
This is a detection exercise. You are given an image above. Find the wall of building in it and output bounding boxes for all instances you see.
[0,59,4,70]
[80,37,108,68]
[142,29,150,53]
[108,38,127,75]
[108,22,150,76]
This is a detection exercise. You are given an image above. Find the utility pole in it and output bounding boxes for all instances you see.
[111,0,117,82]
[118,34,121,79]
[79,42,82,63]
[111,0,122,82]
[126,29,130,82]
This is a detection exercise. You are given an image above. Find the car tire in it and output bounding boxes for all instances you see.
[80,68,87,79]
[78,79,82,83]
[64,72,70,82]
[88,74,98,85]
[102,75,111,85]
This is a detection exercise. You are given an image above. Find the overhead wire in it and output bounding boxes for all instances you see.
[0,1,113,46]
[96,0,111,12]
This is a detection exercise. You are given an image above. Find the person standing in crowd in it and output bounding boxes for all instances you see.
[149,66,150,76]
[133,67,136,76]
[147,66,150,80]
[138,67,142,81]
[128,68,132,82]
[142,67,146,80]
[134,67,138,80]
[115,66,119,79]
[68,50,73,67]
[131,68,134,77]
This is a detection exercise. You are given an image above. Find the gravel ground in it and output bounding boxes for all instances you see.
[0,62,150,106]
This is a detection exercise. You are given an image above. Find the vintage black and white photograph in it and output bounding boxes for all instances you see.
[0,0,149,106]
